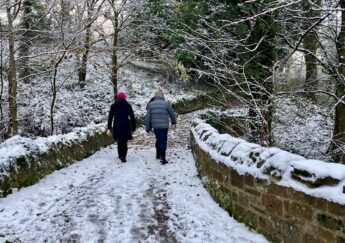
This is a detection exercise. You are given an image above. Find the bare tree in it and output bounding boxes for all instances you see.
[18,0,33,83]
[302,0,322,98]
[105,0,144,95]
[332,0,345,162]
[0,20,4,122]
[5,0,21,136]
[78,0,105,87]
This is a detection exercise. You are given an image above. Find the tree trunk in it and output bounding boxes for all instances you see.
[6,2,18,136]
[78,24,92,87]
[19,0,33,84]
[111,12,119,96]
[50,67,58,135]
[303,33,318,92]
[50,52,68,135]
[0,20,4,121]
[302,0,321,99]
[332,0,345,163]
[78,0,94,88]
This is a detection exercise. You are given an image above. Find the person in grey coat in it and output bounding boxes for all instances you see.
[145,89,176,164]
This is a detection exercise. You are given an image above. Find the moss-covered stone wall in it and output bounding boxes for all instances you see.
[0,130,113,197]
[191,135,345,243]
[172,91,235,114]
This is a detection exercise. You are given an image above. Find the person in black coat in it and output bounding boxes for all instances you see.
[107,91,136,162]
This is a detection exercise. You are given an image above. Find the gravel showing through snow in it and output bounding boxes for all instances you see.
[0,113,267,243]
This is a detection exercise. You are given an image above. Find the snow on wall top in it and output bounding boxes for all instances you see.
[0,123,107,175]
[191,118,345,205]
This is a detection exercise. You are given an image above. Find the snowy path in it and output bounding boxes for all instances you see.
[0,114,267,243]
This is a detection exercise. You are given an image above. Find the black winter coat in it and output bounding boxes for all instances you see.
[107,100,136,140]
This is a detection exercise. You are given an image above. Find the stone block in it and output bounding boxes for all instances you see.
[206,180,234,214]
[258,216,282,242]
[317,214,344,232]
[291,168,340,188]
[209,167,224,183]
[231,190,239,203]
[315,227,335,242]
[244,174,254,187]
[303,233,324,243]
[245,187,261,197]
[284,201,313,220]
[258,215,302,243]
[262,194,283,217]
[219,162,232,175]
[230,169,244,188]
[267,182,290,198]
[239,192,250,207]
[328,202,345,217]
[289,190,328,211]
[233,204,257,229]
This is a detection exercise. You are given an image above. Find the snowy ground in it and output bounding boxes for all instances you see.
[0,113,267,243]
[12,55,201,139]
[273,97,333,161]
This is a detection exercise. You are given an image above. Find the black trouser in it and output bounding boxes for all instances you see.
[154,128,168,155]
[117,139,128,159]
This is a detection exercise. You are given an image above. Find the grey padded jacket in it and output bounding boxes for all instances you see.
[145,97,176,130]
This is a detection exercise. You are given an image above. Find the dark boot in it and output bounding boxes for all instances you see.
[160,151,168,165]
[156,149,160,159]
[123,147,127,162]
[117,146,121,159]
[118,140,127,162]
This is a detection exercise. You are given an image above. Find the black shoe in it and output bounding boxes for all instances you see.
[120,157,126,163]
[160,151,168,164]
[156,151,160,160]
[161,160,168,165]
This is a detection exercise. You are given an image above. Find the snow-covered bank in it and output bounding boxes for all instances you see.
[191,118,345,205]
[273,97,333,161]
[13,59,205,138]
[0,114,267,243]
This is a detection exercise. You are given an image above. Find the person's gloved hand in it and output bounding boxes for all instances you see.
[106,129,112,136]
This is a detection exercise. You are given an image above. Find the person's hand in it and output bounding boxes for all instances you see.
[106,129,112,136]
[171,124,176,130]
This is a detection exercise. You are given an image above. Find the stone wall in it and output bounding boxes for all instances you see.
[172,91,226,114]
[0,127,114,197]
[191,134,345,243]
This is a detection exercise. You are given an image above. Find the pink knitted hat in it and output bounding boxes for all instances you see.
[117,92,126,100]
